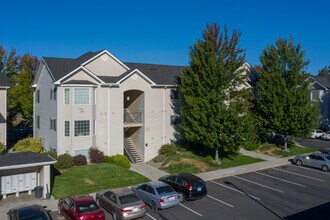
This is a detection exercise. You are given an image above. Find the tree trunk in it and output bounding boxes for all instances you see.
[284,134,288,152]
[214,148,221,164]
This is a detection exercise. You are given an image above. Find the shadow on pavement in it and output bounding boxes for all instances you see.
[284,201,330,220]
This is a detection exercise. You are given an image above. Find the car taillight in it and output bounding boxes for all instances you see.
[120,209,132,213]
[140,204,146,209]
[187,183,193,191]
[159,198,165,203]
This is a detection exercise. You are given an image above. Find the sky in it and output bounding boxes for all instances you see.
[0,0,329,75]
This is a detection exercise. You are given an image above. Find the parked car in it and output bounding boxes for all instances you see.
[58,195,105,220]
[7,204,53,220]
[159,173,207,202]
[311,129,325,139]
[319,148,330,155]
[131,181,180,211]
[321,132,330,140]
[96,188,146,220]
[293,153,330,172]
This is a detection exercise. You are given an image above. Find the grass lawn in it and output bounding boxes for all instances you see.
[159,151,263,174]
[256,143,316,157]
[52,163,149,199]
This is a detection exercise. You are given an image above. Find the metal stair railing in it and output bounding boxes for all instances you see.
[124,137,143,163]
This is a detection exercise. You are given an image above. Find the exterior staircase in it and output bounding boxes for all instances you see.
[124,109,135,123]
[124,137,143,163]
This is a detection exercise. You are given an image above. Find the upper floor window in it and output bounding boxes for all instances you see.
[50,88,57,100]
[74,88,89,105]
[50,118,56,131]
[64,88,70,105]
[36,90,40,103]
[64,121,70,137]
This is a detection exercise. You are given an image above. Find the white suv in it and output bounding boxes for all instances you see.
[311,129,324,139]
[321,132,330,140]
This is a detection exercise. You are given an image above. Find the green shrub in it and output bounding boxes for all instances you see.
[89,147,104,163]
[242,141,260,151]
[103,155,112,163]
[44,151,58,160]
[13,138,43,153]
[73,154,87,166]
[0,142,5,154]
[152,155,167,163]
[55,154,74,169]
[105,155,131,169]
[159,144,177,156]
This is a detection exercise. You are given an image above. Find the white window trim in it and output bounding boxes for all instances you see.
[64,88,70,105]
[73,88,90,105]
[64,121,70,138]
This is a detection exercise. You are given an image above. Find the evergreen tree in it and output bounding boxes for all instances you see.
[180,24,252,163]
[254,38,318,150]
[317,66,330,76]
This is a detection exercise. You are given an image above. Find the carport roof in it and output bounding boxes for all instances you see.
[0,152,56,170]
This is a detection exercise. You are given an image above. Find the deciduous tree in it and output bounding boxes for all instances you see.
[180,23,252,163]
[253,38,318,150]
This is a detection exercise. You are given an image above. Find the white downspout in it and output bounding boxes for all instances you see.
[162,87,167,145]
[108,87,110,155]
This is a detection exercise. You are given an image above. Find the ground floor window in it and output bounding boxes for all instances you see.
[75,149,89,160]
[74,120,90,136]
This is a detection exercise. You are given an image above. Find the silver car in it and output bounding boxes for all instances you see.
[96,188,146,220]
[293,153,330,172]
[131,181,180,211]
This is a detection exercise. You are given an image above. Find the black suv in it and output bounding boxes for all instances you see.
[7,205,53,220]
[159,173,207,202]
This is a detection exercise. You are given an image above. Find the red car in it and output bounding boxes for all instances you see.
[58,194,105,220]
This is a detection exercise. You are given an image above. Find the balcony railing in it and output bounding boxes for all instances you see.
[124,109,143,124]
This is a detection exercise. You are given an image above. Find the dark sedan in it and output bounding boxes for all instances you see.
[320,148,330,155]
[7,204,53,220]
[159,173,207,202]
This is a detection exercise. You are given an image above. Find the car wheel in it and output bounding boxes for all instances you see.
[112,211,118,220]
[179,192,186,203]
[322,165,329,172]
[151,201,158,213]
[296,160,302,166]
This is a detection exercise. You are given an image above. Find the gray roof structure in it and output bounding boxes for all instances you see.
[0,152,56,168]
[0,72,10,87]
[312,76,330,89]
[42,51,185,86]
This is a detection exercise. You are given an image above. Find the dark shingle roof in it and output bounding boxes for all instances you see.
[0,72,10,87]
[42,51,185,85]
[124,62,185,85]
[0,152,56,168]
[312,76,330,89]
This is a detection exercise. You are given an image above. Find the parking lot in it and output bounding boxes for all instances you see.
[119,164,330,220]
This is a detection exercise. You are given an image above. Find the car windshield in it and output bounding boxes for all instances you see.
[18,209,49,220]
[156,186,174,195]
[325,156,330,160]
[78,202,99,213]
[119,194,140,205]
[191,180,205,187]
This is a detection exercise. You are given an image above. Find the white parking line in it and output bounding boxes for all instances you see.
[254,171,306,187]
[179,204,203,217]
[209,180,260,200]
[272,167,325,182]
[233,176,284,193]
[290,164,330,175]
[146,213,157,220]
[207,195,234,207]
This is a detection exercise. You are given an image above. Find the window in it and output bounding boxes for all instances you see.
[75,149,89,160]
[93,120,96,135]
[50,88,57,100]
[74,88,89,105]
[64,88,70,105]
[170,89,179,99]
[74,120,90,136]
[64,121,70,137]
[50,119,56,131]
[36,90,40,103]
[36,115,40,129]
